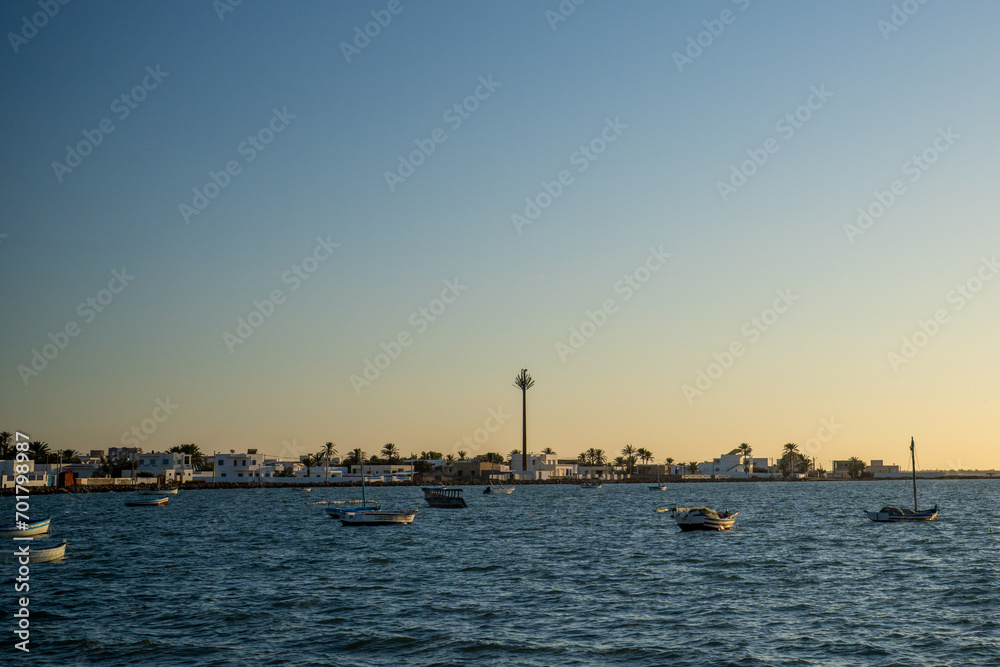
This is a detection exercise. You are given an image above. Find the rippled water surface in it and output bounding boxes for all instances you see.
[5,480,1000,666]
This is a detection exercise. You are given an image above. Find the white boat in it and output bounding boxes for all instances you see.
[668,506,738,531]
[0,516,52,538]
[126,496,169,507]
[335,450,416,526]
[483,478,514,495]
[4,539,67,563]
[867,437,939,522]
[141,488,178,495]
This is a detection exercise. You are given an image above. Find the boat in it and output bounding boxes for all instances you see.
[0,516,52,538]
[649,465,667,491]
[422,486,467,508]
[668,506,738,531]
[340,509,417,526]
[866,437,939,522]
[483,478,514,495]
[4,539,67,563]
[141,488,178,495]
[337,451,417,526]
[325,499,381,519]
[580,482,602,489]
[125,496,169,507]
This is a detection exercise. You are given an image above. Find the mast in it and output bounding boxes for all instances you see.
[911,436,917,512]
[360,449,366,506]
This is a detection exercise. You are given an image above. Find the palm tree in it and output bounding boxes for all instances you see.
[513,369,535,472]
[593,449,607,466]
[381,442,398,463]
[0,432,14,459]
[577,452,587,464]
[665,457,674,474]
[58,449,81,464]
[28,440,50,463]
[170,443,204,470]
[621,444,636,475]
[303,454,321,479]
[636,448,653,469]
[687,461,699,475]
[457,450,467,460]
[317,442,338,483]
[613,456,626,477]
[847,456,866,480]
[780,443,800,477]
[737,443,752,476]
[541,447,555,455]
[509,449,520,465]
[446,454,455,462]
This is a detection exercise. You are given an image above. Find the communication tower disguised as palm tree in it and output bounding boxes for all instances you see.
[513,368,535,472]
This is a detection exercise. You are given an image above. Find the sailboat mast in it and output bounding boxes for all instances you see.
[360,449,366,506]
[911,437,917,512]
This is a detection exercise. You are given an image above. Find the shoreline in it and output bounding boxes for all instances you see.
[2,474,996,496]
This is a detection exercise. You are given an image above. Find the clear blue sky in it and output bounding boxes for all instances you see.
[3,1,999,469]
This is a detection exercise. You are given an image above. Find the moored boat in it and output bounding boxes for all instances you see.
[422,486,467,508]
[27,540,67,563]
[126,496,169,507]
[580,482,602,489]
[669,506,738,531]
[0,516,52,538]
[141,488,178,495]
[483,478,514,495]
[867,437,939,523]
[339,509,418,526]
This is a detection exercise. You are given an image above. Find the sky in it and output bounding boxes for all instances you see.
[2,0,999,471]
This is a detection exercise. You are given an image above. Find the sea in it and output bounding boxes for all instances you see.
[4,480,999,666]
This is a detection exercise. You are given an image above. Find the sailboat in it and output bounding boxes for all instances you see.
[339,451,417,526]
[866,437,939,522]
[649,464,667,491]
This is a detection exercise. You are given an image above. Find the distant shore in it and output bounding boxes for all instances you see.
[3,474,997,497]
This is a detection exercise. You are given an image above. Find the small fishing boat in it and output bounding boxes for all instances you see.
[0,516,52,538]
[141,488,178,495]
[867,437,939,522]
[4,539,67,563]
[580,482,602,489]
[668,506,738,531]
[125,496,169,507]
[483,478,514,495]
[422,486,467,508]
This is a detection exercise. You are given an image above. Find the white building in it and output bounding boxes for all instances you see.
[508,451,576,479]
[213,451,262,482]
[708,451,772,478]
[131,451,194,483]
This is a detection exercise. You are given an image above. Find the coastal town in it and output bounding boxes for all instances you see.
[1,433,992,491]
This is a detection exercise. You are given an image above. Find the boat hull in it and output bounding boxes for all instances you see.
[422,487,467,508]
[0,517,52,538]
[339,510,417,526]
[125,497,169,507]
[3,540,66,563]
[671,507,738,532]
[866,508,939,522]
